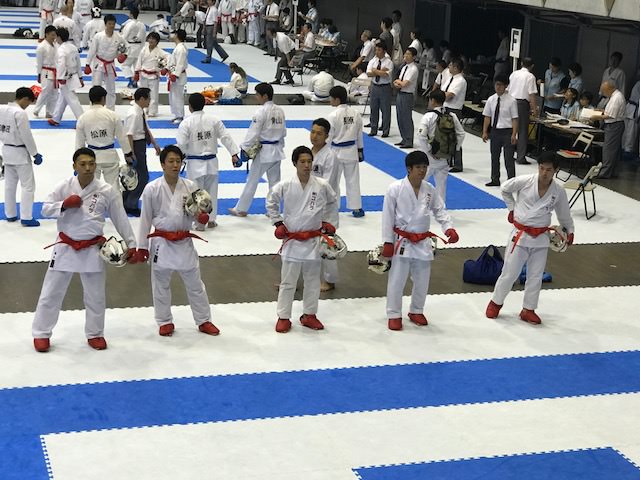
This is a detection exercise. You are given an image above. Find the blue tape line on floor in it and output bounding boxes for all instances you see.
[1,351,640,479]
[354,448,640,479]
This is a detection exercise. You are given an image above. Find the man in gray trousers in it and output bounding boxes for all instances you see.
[393,47,419,148]
[367,42,394,137]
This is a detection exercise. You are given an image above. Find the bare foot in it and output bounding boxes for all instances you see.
[228,208,248,217]
[320,281,335,292]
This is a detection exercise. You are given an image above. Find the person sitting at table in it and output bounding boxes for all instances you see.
[577,91,595,124]
[325,24,340,44]
[568,63,583,94]
[280,7,292,33]
[318,18,331,38]
[560,88,580,121]
[348,64,369,104]
[298,22,316,63]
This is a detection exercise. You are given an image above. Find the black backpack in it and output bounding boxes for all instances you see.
[14,28,35,39]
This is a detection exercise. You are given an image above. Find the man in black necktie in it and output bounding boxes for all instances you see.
[366,42,393,137]
[393,47,418,148]
[481,75,518,187]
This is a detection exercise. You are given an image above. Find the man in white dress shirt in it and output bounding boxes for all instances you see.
[32,148,137,352]
[366,42,394,137]
[442,57,467,172]
[177,93,240,229]
[269,28,296,85]
[202,0,229,63]
[349,30,373,73]
[266,145,338,333]
[393,47,419,148]
[601,52,626,98]
[592,80,626,179]
[381,150,459,331]
[486,152,574,325]
[33,25,58,119]
[302,70,335,103]
[482,74,518,187]
[508,57,538,165]
[130,145,221,338]
[1,88,43,227]
[230,83,286,217]
[263,0,279,55]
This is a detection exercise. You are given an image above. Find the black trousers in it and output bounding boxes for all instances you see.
[123,139,148,211]
[489,128,516,183]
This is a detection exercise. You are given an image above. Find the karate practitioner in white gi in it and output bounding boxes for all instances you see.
[33,25,59,119]
[39,0,57,38]
[302,70,335,103]
[81,7,104,50]
[131,145,221,337]
[120,7,147,88]
[177,93,240,229]
[309,118,341,292]
[326,85,365,217]
[1,88,43,227]
[246,0,262,46]
[75,86,134,191]
[219,0,236,42]
[266,145,339,333]
[416,89,465,206]
[48,27,84,126]
[52,5,81,48]
[32,148,137,353]
[230,82,286,217]
[381,151,459,331]
[168,29,189,124]
[486,152,575,325]
[134,32,169,117]
[85,14,128,111]
[73,0,94,33]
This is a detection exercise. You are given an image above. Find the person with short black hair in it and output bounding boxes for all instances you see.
[48,26,84,126]
[601,51,626,96]
[202,0,229,63]
[378,17,393,52]
[381,150,459,331]
[130,145,221,338]
[263,0,280,55]
[1,87,42,227]
[268,26,296,85]
[297,0,319,33]
[393,47,419,148]
[82,6,105,50]
[482,74,518,187]
[486,151,574,325]
[539,57,565,114]
[508,57,538,165]
[366,42,394,137]
[177,93,240,229]
[169,29,189,123]
[443,57,467,172]
[32,148,137,353]
[121,7,146,88]
[327,85,366,218]
[568,62,583,94]
[230,83,287,217]
[134,32,170,117]
[149,13,170,39]
[266,145,339,333]
[33,25,58,119]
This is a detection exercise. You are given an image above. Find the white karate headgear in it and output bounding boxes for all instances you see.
[118,164,138,192]
[91,6,101,17]
[549,225,568,253]
[184,189,213,216]
[319,233,348,260]
[367,244,391,274]
[99,236,129,267]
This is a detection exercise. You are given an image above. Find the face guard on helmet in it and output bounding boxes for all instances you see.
[184,189,213,216]
[99,236,129,267]
[549,225,568,252]
[319,233,348,260]
[367,244,392,274]
[118,163,138,192]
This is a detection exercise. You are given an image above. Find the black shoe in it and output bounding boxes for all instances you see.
[196,44,203,48]
[399,144,413,149]
[516,159,530,165]
[221,55,229,63]
[394,141,403,146]
[270,80,281,85]
[449,167,463,173]
[485,181,500,186]
[368,131,377,136]
[365,123,371,128]
[201,59,211,64]
[283,79,295,85]
[381,132,389,138]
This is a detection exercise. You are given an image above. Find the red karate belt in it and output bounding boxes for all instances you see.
[393,227,447,254]
[221,13,233,20]
[44,232,106,250]
[42,8,54,21]
[96,55,117,76]
[276,228,335,256]
[142,69,159,77]
[510,220,552,253]
[42,66,58,88]
[147,229,207,243]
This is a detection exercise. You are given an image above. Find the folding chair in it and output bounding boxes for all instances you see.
[563,162,602,220]
[556,131,594,181]
[279,52,304,86]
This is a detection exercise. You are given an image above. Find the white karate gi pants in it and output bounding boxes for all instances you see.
[277,259,321,319]
[92,69,117,110]
[336,158,361,210]
[491,244,548,310]
[94,162,120,192]
[32,270,106,339]
[235,160,281,212]
[247,20,260,45]
[39,13,54,38]
[302,91,330,103]
[321,259,339,283]
[221,20,234,38]
[169,75,187,119]
[33,79,58,117]
[426,158,448,205]
[193,173,218,222]
[386,256,431,318]
[51,83,83,122]
[151,265,211,326]
[3,164,35,220]
[139,76,160,116]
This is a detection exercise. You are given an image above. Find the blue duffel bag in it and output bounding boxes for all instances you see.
[463,245,504,285]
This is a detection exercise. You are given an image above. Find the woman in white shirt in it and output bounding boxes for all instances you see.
[222,62,249,99]
[409,29,423,58]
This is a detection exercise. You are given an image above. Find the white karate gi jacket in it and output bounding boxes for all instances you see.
[135,44,169,79]
[36,40,57,81]
[55,41,82,89]
[75,104,131,157]
[240,100,286,163]
[0,103,38,165]
[326,104,363,162]
[82,18,105,49]
[87,30,127,73]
